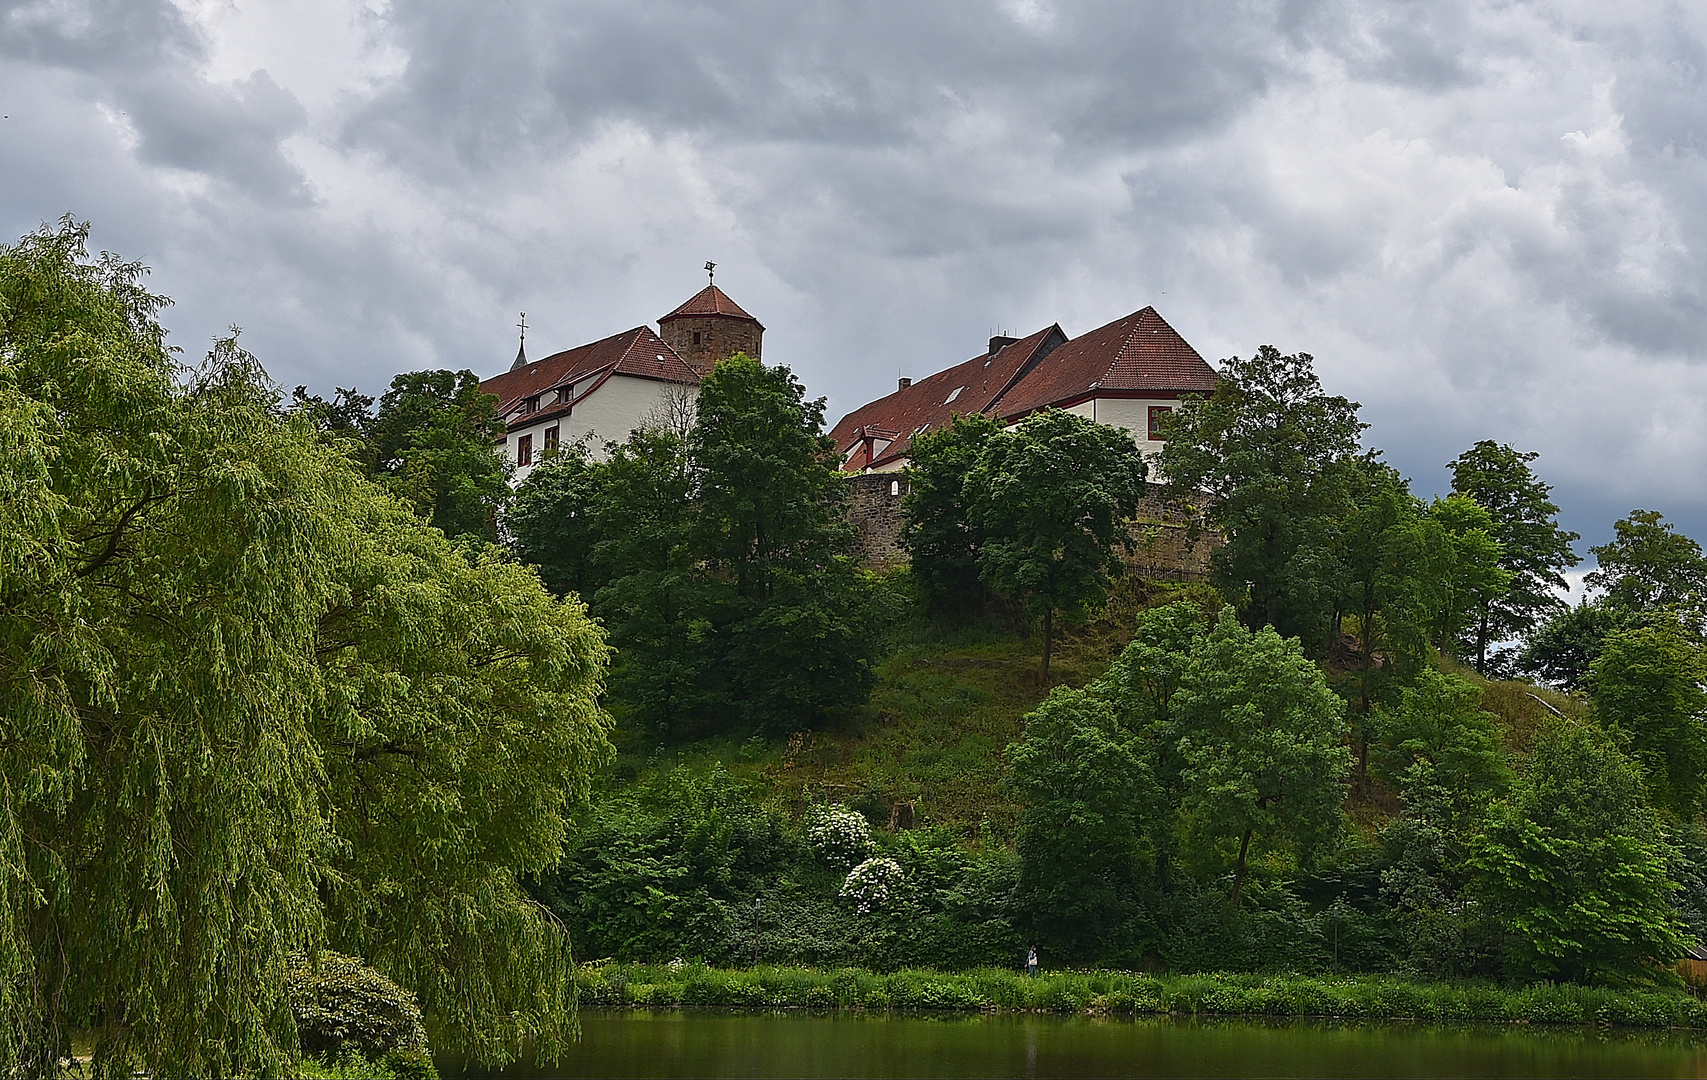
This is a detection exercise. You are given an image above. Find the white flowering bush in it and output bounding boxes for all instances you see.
[805,803,873,867]
[839,857,904,915]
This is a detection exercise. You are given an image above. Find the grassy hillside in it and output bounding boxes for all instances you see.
[600,573,1584,842]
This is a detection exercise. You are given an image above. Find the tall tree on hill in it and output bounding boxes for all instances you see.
[1159,346,1365,656]
[901,411,1004,616]
[1421,494,1511,657]
[1174,613,1351,909]
[965,409,1148,682]
[1333,457,1434,788]
[1586,509,1707,613]
[508,356,880,736]
[693,355,850,596]
[694,355,878,729]
[1447,441,1579,673]
[0,221,612,1076]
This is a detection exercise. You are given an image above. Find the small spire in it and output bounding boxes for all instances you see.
[510,311,528,371]
[705,261,716,285]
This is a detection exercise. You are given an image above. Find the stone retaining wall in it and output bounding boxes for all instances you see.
[844,476,1219,582]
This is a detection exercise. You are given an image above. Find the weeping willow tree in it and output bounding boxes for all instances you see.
[0,219,612,1078]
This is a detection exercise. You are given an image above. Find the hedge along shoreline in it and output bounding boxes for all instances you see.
[575,964,1707,1030]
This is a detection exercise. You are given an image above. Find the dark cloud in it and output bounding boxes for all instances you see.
[2,0,1705,553]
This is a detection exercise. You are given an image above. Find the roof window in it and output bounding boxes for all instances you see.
[944,386,963,404]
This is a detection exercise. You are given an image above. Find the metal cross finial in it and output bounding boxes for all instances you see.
[705,261,716,284]
[517,311,526,345]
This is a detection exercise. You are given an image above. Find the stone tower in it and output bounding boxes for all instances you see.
[657,284,763,376]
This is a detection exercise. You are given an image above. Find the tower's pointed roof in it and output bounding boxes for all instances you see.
[510,340,528,371]
[660,284,762,326]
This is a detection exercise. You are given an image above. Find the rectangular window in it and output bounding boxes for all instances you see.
[1148,405,1173,441]
[692,331,702,346]
[525,396,538,414]
[544,425,559,453]
[517,433,533,466]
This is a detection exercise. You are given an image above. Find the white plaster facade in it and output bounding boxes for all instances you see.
[500,373,689,485]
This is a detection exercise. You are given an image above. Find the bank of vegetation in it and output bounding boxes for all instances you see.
[574,963,1707,1029]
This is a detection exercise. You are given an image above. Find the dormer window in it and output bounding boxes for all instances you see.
[524,396,539,414]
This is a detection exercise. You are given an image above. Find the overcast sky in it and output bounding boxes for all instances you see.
[4,0,1706,568]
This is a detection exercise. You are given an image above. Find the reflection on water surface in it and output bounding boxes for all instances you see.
[447,1009,1707,1079]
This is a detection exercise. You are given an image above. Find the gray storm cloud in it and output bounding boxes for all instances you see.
[1,0,1703,549]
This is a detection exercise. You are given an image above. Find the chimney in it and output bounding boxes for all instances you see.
[989,335,1018,356]
[898,377,912,391]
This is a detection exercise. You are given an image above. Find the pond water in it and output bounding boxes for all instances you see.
[448,1010,1707,1079]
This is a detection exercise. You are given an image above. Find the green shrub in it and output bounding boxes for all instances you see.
[286,952,431,1069]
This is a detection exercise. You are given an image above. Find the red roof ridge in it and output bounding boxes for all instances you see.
[479,325,698,430]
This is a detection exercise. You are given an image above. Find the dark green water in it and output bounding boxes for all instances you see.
[452,1010,1707,1078]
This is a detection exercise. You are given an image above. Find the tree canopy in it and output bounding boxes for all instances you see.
[965,409,1148,680]
[0,220,611,1076]
[1447,441,1580,672]
[1158,345,1366,654]
[507,354,879,737]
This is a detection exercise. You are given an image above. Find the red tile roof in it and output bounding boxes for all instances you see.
[991,306,1217,421]
[660,285,762,325]
[829,306,1218,469]
[827,325,1066,471]
[479,325,699,431]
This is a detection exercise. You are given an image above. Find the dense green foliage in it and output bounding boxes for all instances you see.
[1472,722,1686,984]
[1158,346,1365,652]
[1447,441,1581,672]
[966,410,1149,679]
[901,408,1147,678]
[285,952,432,1072]
[0,221,610,1076]
[901,412,1005,615]
[575,962,1707,1027]
[293,367,510,540]
[508,355,881,737]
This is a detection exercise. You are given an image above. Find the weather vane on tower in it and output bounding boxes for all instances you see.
[705,261,716,285]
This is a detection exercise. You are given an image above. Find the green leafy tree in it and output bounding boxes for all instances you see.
[506,441,605,596]
[965,409,1148,681]
[1007,687,1158,955]
[1587,509,1707,613]
[1159,346,1365,655]
[693,355,877,730]
[900,411,1004,615]
[1472,722,1685,984]
[370,368,510,540]
[1588,615,1707,820]
[1173,613,1352,908]
[1447,441,1580,672]
[692,355,851,595]
[1333,458,1435,784]
[1374,669,1511,829]
[1516,600,1626,691]
[0,221,612,1076]
[1093,600,1213,884]
[1421,494,1510,656]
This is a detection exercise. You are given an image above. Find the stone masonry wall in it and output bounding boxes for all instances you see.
[844,475,1218,582]
[845,472,911,569]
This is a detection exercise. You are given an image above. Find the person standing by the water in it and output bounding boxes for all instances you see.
[1026,944,1039,979]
